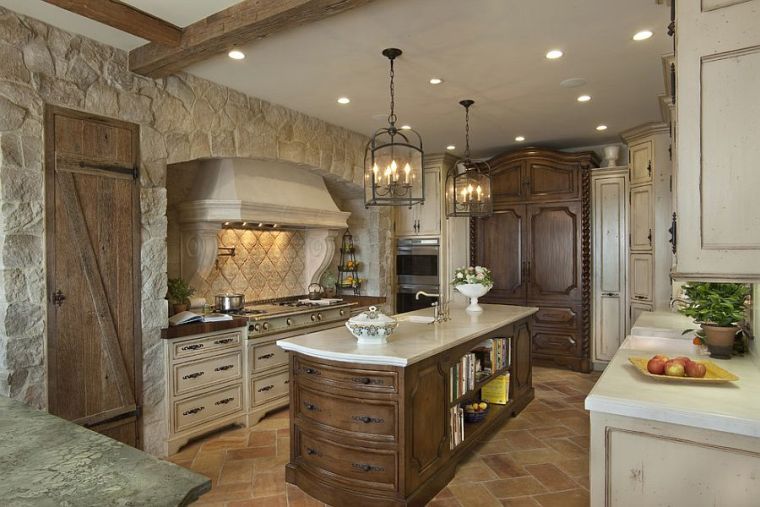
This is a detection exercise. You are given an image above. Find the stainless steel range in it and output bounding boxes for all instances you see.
[227,297,357,427]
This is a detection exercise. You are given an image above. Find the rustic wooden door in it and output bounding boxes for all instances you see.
[45,105,141,447]
[475,206,527,303]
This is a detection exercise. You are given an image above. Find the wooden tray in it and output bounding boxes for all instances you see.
[628,356,739,383]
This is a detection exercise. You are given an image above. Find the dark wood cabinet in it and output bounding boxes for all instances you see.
[472,148,597,372]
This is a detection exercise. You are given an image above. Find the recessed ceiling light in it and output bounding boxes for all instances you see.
[446,145,456,150]
[429,78,443,85]
[596,124,608,131]
[337,97,351,104]
[577,95,591,102]
[401,125,412,130]
[546,49,564,60]
[515,136,525,142]
[633,30,653,41]
[228,49,245,60]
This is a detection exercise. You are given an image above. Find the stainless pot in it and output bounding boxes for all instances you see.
[307,283,324,300]
[215,293,245,312]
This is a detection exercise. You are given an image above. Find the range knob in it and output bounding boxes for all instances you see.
[286,318,293,327]
[311,314,317,322]
[316,312,323,321]
[248,324,255,332]
[252,323,261,332]
[339,309,346,316]
[262,322,270,331]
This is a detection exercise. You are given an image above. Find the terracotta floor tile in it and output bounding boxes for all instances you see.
[483,476,546,498]
[276,435,290,456]
[528,426,575,439]
[481,454,530,479]
[575,474,590,490]
[227,445,277,461]
[433,487,454,499]
[555,457,589,478]
[532,488,590,507]
[499,496,541,507]
[506,447,564,466]
[500,430,547,451]
[568,434,589,449]
[448,482,502,507]
[449,459,499,483]
[229,493,288,507]
[428,498,463,507]
[544,438,586,459]
[198,482,253,503]
[248,429,276,447]
[251,470,287,498]
[476,438,514,456]
[558,415,590,436]
[524,463,577,491]
[218,459,256,485]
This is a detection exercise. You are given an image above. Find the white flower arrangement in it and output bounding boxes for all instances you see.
[451,266,494,287]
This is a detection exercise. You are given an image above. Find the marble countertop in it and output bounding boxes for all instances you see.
[630,310,698,339]
[585,335,760,438]
[0,395,210,506]
[276,303,538,366]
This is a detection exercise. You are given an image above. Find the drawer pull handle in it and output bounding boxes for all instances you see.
[258,353,275,360]
[568,337,577,345]
[353,415,384,424]
[215,397,234,406]
[352,463,384,473]
[303,367,321,376]
[352,376,383,386]
[182,406,205,416]
[258,384,274,393]
[303,402,320,412]
[214,338,235,345]
[182,371,204,380]
[306,447,320,456]
[214,364,234,372]
[633,295,648,300]
[181,344,204,351]
[284,379,289,384]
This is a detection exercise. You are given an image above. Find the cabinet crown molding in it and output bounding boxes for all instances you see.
[621,122,670,143]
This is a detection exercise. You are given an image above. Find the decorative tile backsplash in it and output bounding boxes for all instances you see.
[197,229,306,302]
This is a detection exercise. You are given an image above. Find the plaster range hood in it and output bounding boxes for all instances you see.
[177,158,351,289]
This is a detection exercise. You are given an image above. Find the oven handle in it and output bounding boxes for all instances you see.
[396,246,439,256]
[397,285,440,295]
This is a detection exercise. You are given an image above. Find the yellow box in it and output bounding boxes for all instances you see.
[481,373,510,405]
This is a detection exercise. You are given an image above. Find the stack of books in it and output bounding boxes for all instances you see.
[488,337,511,371]
[449,405,464,449]
[449,352,476,402]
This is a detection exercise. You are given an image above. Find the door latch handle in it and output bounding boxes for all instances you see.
[53,290,66,307]
[648,229,652,246]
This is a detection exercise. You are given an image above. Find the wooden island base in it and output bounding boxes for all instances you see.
[283,316,534,507]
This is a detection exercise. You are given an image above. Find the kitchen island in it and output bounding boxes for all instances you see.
[277,303,538,507]
[586,322,760,506]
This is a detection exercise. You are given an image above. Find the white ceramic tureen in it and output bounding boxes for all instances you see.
[345,306,398,344]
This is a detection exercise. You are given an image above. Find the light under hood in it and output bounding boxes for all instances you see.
[177,158,350,229]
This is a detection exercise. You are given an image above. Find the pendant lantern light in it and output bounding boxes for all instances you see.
[364,48,424,207]
[445,99,492,217]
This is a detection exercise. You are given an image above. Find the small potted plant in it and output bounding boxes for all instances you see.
[167,278,195,315]
[678,282,750,359]
[451,266,494,312]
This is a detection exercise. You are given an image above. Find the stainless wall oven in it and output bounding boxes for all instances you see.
[396,238,440,313]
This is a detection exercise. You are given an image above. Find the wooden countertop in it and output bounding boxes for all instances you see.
[161,317,248,339]
[277,303,537,367]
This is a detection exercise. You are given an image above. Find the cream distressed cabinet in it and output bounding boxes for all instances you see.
[622,124,672,328]
[673,0,760,281]
[591,168,628,365]
[394,163,441,237]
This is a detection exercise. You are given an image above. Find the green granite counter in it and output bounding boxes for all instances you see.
[0,395,210,506]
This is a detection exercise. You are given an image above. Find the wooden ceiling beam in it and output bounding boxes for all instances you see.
[128,0,376,78]
[42,0,182,47]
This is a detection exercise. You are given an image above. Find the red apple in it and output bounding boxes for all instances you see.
[670,356,691,367]
[685,361,707,378]
[664,360,686,377]
[647,357,668,375]
[652,354,669,362]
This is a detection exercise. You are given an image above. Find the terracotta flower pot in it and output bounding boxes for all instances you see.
[172,303,188,315]
[701,324,738,359]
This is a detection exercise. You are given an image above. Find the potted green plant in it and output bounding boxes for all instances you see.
[678,282,750,359]
[167,278,195,315]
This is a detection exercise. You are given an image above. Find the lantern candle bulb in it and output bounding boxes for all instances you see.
[403,163,411,184]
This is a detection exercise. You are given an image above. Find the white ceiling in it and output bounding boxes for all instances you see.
[1,0,672,156]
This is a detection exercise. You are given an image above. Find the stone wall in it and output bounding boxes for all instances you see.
[0,7,391,456]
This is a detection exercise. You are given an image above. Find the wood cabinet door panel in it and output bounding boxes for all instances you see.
[526,161,580,201]
[46,106,140,447]
[629,140,653,185]
[527,202,581,301]
[630,253,653,303]
[531,305,580,331]
[630,186,653,252]
[475,207,526,301]
[511,322,532,401]
[491,160,525,207]
[532,328,580,357]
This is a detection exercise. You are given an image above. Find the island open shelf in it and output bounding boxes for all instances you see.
[277,304,537,507]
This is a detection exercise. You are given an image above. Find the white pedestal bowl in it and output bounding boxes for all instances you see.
[455,283,492,312]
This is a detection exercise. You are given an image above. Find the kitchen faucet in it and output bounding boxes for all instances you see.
[415,291,450,323]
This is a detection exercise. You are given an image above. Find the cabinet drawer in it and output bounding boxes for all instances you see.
[173,350,243,397]
[296,387,397,441]
[532,328,581,357]
[174,384,243,433]
[630,253,653,302]
[250,341,288,373]
[252,369,290,407]
[294,357,398,394]
[532,305,580,331]
[171,331,241,361]
[296,427,397,491]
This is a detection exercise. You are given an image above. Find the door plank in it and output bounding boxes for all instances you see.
[57,171,135,408]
